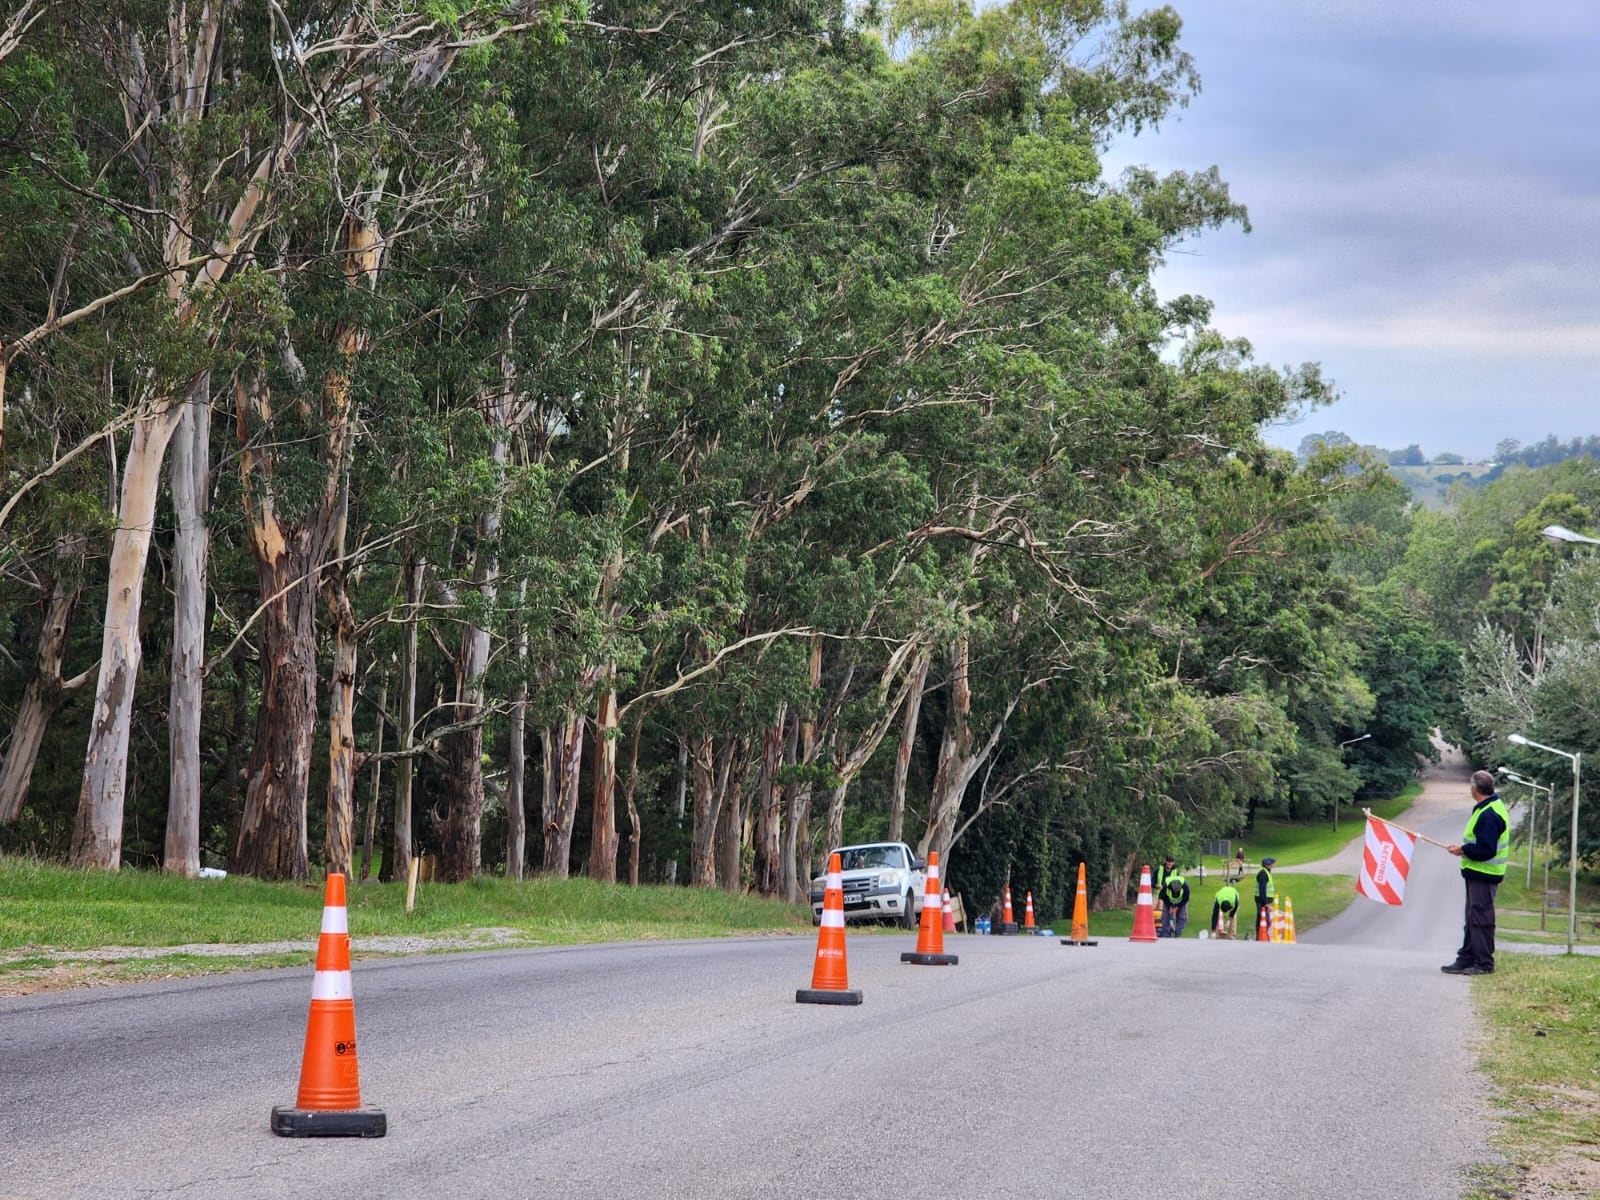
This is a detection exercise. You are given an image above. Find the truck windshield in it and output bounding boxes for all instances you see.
[840,846,903,870]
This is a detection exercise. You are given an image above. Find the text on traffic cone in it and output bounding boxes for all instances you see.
[271,873,385,1137]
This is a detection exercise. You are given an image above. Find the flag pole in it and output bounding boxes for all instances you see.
[1362,808,1452,851]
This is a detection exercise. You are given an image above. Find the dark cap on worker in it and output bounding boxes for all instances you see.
[1261,856,1276,866]
[1163,852,1176,862]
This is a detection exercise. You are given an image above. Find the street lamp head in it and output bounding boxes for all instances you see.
[1542,524,1600,547]
[1508,734,1529,746]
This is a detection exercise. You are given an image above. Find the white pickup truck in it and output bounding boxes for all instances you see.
[809,841,928,928]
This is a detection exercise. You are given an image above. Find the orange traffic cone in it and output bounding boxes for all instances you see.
[1130,865,1158,942]
[902,852,959,965]
[998,885,1018,934]
[1284,897,1297,943]
[272,873,386,1137]
[1060,862,1099,946]
[1257,905,1271,942]
[798,853,863,1005]
[941,889,956,934]
[1023,891,1037,931]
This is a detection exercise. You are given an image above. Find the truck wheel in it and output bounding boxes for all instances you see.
[900,890,918,930]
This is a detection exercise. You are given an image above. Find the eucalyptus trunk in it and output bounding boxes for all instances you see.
[323,561,358,879]
[922,636,974,866]
[781,638,822,898]
[751,707,786,895]
[0,535,87,824]
[231,528,319,881]
[587,680,619,881]
[541,712,584,876]
[506,674,528,880]
[360,680,386,882]
[165,379,211,876]
[391,553,423,876]
[715,738,748,893]
[688,733,719,886]
[887,654,929,843]
[72,401,185,868]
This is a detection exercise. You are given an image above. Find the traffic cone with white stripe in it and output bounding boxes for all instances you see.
[798,853,863,1005]
[941,889,956,934]
[903,852,959,965]
[1061,862,1098,946]
[272,873,386,1137]
[1130,866,1158,943]
[1272,901,1285,943]
[998,885,1019,934]
[1023,891,1037,932]
[1284,897,1297,943]
[1257,905,1270,942]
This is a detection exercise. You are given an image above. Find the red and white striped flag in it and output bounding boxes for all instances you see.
[1358,814,1416,905]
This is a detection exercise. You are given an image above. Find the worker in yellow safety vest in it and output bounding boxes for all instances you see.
[1441,770,1510,976]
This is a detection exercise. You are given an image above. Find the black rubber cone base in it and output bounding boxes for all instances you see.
[1059,938,1099,946]
[997,922,1018,935]
[796,987,863,1005]
[272,1105,387,1138]
[901,951,959,965]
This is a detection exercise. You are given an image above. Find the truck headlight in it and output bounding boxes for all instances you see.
[878,872,900,890]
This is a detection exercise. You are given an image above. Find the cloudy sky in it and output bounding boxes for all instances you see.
[1102,0,1600,460]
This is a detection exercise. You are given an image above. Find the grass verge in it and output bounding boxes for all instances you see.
[0,854,812,996]
[1464,954,1600,1198]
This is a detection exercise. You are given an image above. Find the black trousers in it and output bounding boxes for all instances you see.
[1454,873,1499,970]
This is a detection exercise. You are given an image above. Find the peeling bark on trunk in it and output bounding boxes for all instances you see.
[623,721,643,886]
[752,706,786,896]
[231,522,318,881]
[0,535,87,824]
[588,681,619,881]
[782,637,822,899]
[922,636,974,865]
[165,378,210,876]
[919,636,1020,866]
[72,403,184,868]
[888,653,929,843]
[324,565,358,879]
[715,738,747,893]
[688,733,718,887]
[440,717,484,882]
[542,712,584,876]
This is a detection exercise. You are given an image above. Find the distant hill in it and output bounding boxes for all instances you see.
[1385,462,1503,510]
[1294,431,1600,510]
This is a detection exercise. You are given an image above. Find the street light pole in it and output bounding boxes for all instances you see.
[1509,734,1582,955]
[1334,733,1371,833]
[1499,768,1549,890]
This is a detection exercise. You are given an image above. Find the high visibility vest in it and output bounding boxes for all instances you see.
[1258,868,1275,901]
[1163,875,1185,905]
[1215,886,1239,912]
[1461,797,1511,878]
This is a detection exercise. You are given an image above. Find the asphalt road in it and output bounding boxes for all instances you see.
[3,907,1496,1199]
[1,751,1509,1200]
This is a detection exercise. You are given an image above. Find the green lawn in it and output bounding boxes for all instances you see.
[1210,785,1420,868]
[0,856,812,954]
